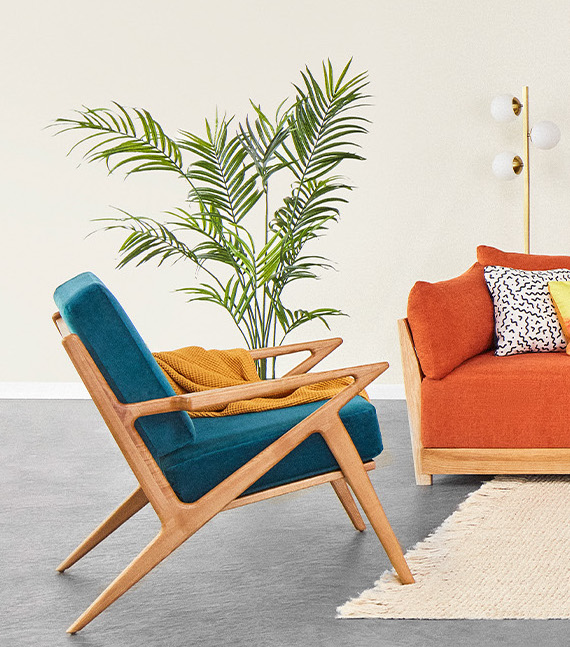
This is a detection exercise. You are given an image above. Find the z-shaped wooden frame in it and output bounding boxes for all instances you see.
[53,314,414,633]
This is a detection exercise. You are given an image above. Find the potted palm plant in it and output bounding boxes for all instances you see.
[52,60,369,377]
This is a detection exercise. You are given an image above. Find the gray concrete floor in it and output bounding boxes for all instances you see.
[1,399,567,646]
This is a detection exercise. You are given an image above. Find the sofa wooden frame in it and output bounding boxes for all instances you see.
[54,313,414,633]
[398,318,570,486]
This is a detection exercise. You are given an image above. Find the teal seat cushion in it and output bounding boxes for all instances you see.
[54,272,196,463]
[160,395,382,503]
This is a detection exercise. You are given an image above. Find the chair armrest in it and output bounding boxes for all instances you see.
[124,361,388,420]
[248,338,343,376]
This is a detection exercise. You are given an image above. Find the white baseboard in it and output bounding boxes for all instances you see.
[366,384,405,400]
[0,382,405,400]
[0,382,91,399]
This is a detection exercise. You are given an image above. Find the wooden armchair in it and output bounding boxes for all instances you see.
[53,272,413,633]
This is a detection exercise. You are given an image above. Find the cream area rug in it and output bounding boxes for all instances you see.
[338,476,570,619]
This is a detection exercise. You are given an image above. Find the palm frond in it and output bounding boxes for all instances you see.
[51,103,186,178]
[94,211,200,268]
[168,208,256,275]
[266,61,369,316]
[178,114,263,223]
[281,60,369,183]
[238,100,291,185]
[273,304,346,339]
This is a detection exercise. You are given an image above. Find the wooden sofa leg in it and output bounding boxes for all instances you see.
[410,440,432,485]
[411,454,432,486]
[415,471,433,486]
[330,478,366,531]
[57,487,148,572]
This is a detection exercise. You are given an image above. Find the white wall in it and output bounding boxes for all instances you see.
[2,0,570,386]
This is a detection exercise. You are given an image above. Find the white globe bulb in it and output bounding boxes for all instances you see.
[530,121,561,149]
[491,95,518,122]
[492,152,521,180]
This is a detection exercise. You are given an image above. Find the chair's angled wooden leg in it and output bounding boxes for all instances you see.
[323,421,415,585]
[57,487,149,573]
[346,476,414,584]
[67,526,185,634]
[330,478,366,531]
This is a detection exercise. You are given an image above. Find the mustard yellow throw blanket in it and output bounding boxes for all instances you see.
[153,346,364,418]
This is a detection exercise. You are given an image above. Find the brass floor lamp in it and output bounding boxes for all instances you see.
[491,86,560,254]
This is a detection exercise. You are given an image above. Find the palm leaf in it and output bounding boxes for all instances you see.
[51,103,186,178]
[94,211,201,269]
[179,115,263,223]
[238,100,291,185]
[273,304,346,339]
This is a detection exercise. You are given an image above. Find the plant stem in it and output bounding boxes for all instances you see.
[261,184,269,349]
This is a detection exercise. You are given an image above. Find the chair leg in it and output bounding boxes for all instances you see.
[67,526,184,634]
[324,421,415,585]
[330,478,366,531]
[57,487,148,572]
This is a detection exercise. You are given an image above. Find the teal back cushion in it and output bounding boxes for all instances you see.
[54,272,196,464]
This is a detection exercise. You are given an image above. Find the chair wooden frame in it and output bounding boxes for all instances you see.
[54,313,414,633]
[398,317,570,486]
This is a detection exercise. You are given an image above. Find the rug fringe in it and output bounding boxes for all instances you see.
[337,476,553,619]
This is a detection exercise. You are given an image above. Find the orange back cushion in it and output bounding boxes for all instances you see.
[407,263,495,380]
[477,245,570,270]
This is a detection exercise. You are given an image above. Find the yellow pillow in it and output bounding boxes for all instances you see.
[548,281,570,355]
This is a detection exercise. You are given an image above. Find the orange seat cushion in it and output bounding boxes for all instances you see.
[422,350,570,448]
[407,263,495,380]
[477,245,570,270]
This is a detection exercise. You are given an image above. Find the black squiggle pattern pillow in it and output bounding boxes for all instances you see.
[484,266,570,356]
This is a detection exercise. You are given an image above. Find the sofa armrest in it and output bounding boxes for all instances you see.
[398,318,429,484]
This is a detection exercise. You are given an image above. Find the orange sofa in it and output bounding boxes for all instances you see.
[399,245,570,485]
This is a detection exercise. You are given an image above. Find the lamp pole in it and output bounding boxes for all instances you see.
[492,87,560,255]
[522,86,530,254]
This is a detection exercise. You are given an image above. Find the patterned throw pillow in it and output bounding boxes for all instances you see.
[484,266,570,356]
[548,281,570,356]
